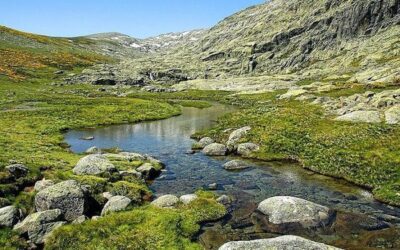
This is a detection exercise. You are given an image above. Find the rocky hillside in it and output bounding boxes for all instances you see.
[81,29,206,56]
[72,0,400,90]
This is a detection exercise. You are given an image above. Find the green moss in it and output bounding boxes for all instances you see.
[44,196,226,250]
[107,181,151,202]
[0,228,28,250]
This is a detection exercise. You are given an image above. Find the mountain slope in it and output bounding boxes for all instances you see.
[74,0,400,90]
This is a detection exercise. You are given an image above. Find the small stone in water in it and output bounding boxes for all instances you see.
[208,183,218,190]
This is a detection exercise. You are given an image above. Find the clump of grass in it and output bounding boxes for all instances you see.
[44,194,226,250]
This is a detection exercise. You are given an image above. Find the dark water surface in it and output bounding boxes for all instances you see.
[65,103,400,223]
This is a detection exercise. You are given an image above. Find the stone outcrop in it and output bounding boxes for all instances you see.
[203,143,227,156]
[5,164,28,178]
[226,126,251,151]
[257,196,333,232]
[192,137,215,149]
[73,154,116,176]
[151,195,179,208]
[223,160,249,170]
[335,111,381,123]
[0,206,20,227]
[35,180,86,221]
[237,143,260,156]
[219,235,341,250]
[101,195,131,215]
[13,209,65,244]
[179,194,198,205]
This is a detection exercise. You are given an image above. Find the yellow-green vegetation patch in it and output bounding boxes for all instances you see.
[44,193,226,250]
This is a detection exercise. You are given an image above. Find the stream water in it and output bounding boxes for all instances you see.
[65,103,400,249]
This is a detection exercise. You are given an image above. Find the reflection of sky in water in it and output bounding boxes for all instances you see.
[65,104,400,218]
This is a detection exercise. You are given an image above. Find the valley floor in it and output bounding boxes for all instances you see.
[1,69,400,249]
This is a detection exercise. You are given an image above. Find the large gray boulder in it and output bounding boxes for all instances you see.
[385,105,400,124]
[0,206,20,227]
[5,164,28,178]
[34,179,55,192]
[335,111,381,123]
[219,235,341,250]
[226,126,251,151]
[257,196,332,229]
[101,195,131,215]
[192,137,215,149]
[151,195,179,208]
[237,143,260,156]
[223,160,249,170]
[203,143,227,156]
[35,180,86,221]
[13,209,65,244]
[73,154,116,175]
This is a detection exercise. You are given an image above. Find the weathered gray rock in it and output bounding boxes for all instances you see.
[137,163,158,180]
[203,143,227,156]
[385,105,400,124]
[237,143,260,156]
[13,209,65,244]
[219,235,341,250]
[34,179,55,192]
[85,146,100,154]
[35,180,86,221]
[223,160,249,170]
[192,137,215,149]
[5,164,28,178]
[217,195,232,206]
[151,195,179,208]
[73,154,116,175]
[335,111,381,123]
[0,206,20,227]
[119,169,142,179]
[226,126,251,151]
[101,195,131,215]
[257,196,332,228]
[179,194,198,205]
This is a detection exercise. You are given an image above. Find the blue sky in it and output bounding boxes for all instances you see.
[1,0,264,38]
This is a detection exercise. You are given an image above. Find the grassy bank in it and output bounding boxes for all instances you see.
[45,191,226,250]
[190,92,400,206]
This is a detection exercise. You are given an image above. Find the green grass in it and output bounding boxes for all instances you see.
[193,94,400,206]
[44,191,226,250]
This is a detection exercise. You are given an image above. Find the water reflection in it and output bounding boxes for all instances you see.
[65,104,400,218]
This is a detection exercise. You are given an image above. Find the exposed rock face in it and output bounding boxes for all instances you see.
[257,196,332,231]
[226,126,251,151]
[237,143,260,156]
[335,111,381,123]
[223,160,249,170]
[35,180,86,221]
[203,143,227,156]
[385,105,400,124]
[34,179,55,192]
[13,209,65,244]
[5,164,28,178]
[73,154,116,176]
[151,195,179,208]
[192,137,215,149]
[217,195,232,206]
[219,235,341,250]
[101,196,131,215]
[179,194,198,205]
[0,206,20,227]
